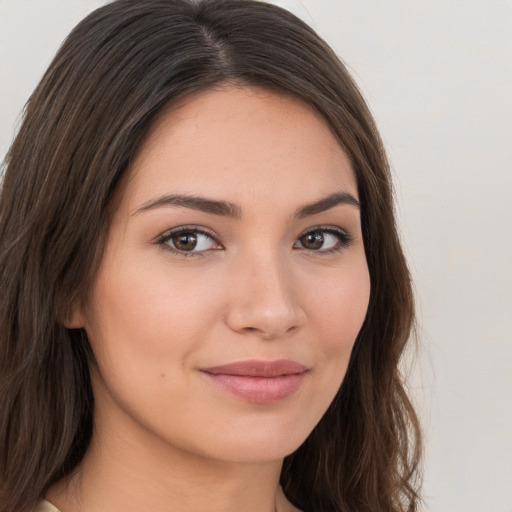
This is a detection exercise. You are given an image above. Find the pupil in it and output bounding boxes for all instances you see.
[302,232,324,250]
[173,233,197,251]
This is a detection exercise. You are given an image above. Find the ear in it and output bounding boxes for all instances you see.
[60,299,86,329]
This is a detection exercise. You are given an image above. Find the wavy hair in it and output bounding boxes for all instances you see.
[0,1,421,511]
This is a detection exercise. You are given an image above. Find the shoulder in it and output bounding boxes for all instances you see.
[34,500,62,512]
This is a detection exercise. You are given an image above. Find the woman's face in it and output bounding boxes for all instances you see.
[74,86,370,463]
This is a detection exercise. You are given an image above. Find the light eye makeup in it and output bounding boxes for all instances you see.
[293,226,353,254]
[155,224,354,258]
[156,226,222,257]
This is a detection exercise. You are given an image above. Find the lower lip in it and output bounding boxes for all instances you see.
[203,372,307,403]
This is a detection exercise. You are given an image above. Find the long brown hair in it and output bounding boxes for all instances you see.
[0,1,421,511]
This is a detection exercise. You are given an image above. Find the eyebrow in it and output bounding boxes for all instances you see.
[134,191,359,218]
[295,192,360,218]
[134,194,242,218]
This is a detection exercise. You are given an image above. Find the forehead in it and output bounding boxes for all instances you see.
[125,85,357,211]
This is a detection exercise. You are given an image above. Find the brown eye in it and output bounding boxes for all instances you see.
[294,228,352,253]
[159,228,219,255]
[171,232,198,251]
[299,231,325,250]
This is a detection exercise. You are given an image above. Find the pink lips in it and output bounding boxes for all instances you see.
[201,360,308,404]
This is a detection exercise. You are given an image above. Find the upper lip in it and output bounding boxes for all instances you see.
[202,359,308,377]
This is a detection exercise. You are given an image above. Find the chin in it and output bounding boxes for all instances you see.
[183,414,317,464]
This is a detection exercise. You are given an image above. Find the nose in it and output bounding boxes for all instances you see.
[225,251,306,340]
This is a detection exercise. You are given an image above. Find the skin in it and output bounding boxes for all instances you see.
[49,86,370,512]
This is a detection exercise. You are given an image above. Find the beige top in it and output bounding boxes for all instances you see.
[35,500,62,512]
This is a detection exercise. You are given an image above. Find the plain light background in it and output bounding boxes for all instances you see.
[1,1,511,511]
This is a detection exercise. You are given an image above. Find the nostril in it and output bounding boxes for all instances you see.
[240,323,300,339]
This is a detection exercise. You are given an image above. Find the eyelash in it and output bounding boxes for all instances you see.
[156,225,354,258]
[295,226,354,254]
[156,226,220,258]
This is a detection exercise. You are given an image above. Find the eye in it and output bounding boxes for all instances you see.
[157,227,221,256]
[294,227,352,253]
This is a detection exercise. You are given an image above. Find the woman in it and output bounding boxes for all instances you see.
[0,1,422,511]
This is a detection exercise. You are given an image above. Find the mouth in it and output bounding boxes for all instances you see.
[200,359,309,403]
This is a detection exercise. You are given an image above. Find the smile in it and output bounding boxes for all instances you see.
[201,360,309,404]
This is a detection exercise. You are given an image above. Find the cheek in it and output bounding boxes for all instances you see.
[297,259,370,411]
[86,255,219,362]
[308,263,371,357]
[82,262,218,431]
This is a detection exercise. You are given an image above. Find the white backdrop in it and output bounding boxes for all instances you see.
[1,1,511,511]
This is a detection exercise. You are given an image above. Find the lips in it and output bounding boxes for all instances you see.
[201,359,308,403]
